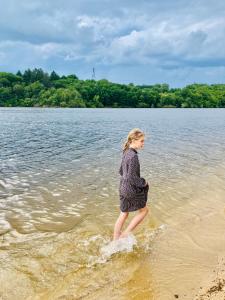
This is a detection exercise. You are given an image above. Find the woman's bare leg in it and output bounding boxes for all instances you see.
[120,206,149,238]
[113,212,129,240]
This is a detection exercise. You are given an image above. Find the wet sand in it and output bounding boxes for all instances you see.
[147,168,225,300]
[194,255,225,300]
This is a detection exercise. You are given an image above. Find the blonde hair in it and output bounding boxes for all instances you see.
[122,128,145,153]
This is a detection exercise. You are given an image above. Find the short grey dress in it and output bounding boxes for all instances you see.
[119,147,149,212]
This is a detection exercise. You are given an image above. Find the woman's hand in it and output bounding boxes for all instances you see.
[144,181,149,187]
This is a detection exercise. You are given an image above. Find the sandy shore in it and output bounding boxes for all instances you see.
[194,255,225,300]
[147,178,225,300]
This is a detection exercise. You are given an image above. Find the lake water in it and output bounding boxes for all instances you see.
[0,108,225,299]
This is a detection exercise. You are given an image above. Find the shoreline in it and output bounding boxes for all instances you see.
[148,177,225,300]
[194,255,225,299]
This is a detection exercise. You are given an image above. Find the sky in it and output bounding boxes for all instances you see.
[0,0,225,87]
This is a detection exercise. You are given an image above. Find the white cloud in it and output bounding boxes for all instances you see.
[97,16,225,69]
[0,0,225,86]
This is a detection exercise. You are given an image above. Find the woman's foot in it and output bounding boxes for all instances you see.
[119,231,130,239]
[113,230,122,240]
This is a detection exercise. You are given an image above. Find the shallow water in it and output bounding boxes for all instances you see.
[0,108,225,299]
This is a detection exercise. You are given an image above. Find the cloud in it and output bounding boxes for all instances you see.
[0,0,225,86]
[100,16,225,68]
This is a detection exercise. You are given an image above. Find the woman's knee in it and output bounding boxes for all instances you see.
[139,206,149,215]
[121,211,129,218]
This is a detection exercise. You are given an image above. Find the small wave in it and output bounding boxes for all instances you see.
[141,224,168,252]
[0,179,14,190]
[0,219,11,235]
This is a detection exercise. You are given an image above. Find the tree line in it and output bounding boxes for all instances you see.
[0,68,225,108]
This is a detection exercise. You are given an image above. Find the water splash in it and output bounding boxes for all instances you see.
[86,226,168,267]
[86,233,137,267]
[100,233,137,258]
[141,224,168,252]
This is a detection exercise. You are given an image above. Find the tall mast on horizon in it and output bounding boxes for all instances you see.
[92,67,96,80]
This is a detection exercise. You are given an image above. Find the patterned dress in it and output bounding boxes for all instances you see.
[119,147,149,212]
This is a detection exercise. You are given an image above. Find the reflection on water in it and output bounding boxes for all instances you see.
[0,108,225,299]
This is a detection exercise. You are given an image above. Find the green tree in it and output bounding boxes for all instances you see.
[50,71,60,81]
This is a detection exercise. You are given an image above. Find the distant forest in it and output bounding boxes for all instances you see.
[0,69,225,108]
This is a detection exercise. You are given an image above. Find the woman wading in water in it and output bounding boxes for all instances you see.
[113,128,149,240]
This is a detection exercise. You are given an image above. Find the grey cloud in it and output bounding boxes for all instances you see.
[0,0,225,86]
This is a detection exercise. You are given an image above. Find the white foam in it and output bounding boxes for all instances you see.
[100,233,137,259]
[82,234,105,247]
[86,234,137,268]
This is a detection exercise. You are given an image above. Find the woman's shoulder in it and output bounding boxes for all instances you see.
[123,148,138,160]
